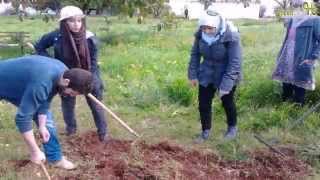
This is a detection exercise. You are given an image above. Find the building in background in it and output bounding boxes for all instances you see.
[0,0,13,15]
[168,0,314,19]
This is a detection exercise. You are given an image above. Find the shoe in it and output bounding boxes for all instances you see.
[202,129,210,139]
[194,129,211,143]
[53,156,76,170]
[66,129,76,136]
[224,126,237,140]
[98,134,108,142]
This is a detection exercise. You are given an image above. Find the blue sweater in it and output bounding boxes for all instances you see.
[0,55,67,133]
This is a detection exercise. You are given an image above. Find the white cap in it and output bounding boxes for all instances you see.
[198,10,221,28]
[59,6,85,21]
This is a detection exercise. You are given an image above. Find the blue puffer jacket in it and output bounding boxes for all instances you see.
[188,23,242,93]
[34,30,100,74]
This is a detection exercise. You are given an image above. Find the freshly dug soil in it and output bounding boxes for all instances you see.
[9,131,311,180]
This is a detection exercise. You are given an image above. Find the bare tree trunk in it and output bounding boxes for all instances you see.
[274,0,290,10]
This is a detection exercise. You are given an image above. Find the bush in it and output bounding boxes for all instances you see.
[239,80,280,108]
[125,75,163,109]
[240,105,291,131]
[166,78,195,106]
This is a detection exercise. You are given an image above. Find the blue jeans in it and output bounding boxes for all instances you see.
[33,111,62,163]
[61,73,107,136]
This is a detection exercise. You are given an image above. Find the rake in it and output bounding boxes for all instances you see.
[254,99,320,155]
[87,93,140,137]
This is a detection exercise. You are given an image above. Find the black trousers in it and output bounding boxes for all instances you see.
[282,83,306,105]
[198,84,237,131]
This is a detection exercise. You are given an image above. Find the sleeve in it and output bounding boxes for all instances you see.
[34,31,56,57]
[219,33,242,93]
[310,18,320,60]
[88,37,99,73]
[188,37,201,80]
[15,85,50,133]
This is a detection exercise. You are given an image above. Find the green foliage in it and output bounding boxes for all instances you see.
[166,78,195,106]
[100,28,151,46]
[241,31,258,47]
[299,143,320,168]
[240,105,291,131]
[2,16,320,177]
[61,0,104,13]
[216,140,249,161]
[239,80,280,107]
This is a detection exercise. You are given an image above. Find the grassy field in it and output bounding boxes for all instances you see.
[1,16,320,179]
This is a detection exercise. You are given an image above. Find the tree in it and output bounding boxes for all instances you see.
[145,0,166,18]
[273,0,291,10]
[58,0,166,17]
[113,0,167,18]
[61,0,104,14]
[199,0,213,10]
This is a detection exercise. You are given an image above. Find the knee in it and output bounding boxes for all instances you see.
[91,83,104,99]
[221,97,235,109]
[199,103,211,112]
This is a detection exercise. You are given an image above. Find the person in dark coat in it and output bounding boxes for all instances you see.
[35,6,108,142]
[272,15,320,105]
[188,10,242,142]
[184,7,189,20]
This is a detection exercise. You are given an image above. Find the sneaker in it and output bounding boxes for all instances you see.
[53,156,76,170]
[194,129,211,143]
[202,129,210,139]
[224,126,237,140]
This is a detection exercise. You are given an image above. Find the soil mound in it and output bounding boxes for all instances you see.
[9,131,311,180]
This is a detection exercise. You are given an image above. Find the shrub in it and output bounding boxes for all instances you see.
[166,78,195,106]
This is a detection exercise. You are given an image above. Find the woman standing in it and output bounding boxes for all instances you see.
[272,15,320,106]
[188,10,242,142]
[35,6,107,142]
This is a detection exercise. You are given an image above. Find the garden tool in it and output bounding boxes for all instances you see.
[254,99,320,155]
[40,162,51,180]
[253,133,285,157]
[286,99,320,131]
[87,93,140,137]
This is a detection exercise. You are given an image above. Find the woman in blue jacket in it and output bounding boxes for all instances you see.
[272,15,320,106]
[35,6,107,142]
[188,10,242,142]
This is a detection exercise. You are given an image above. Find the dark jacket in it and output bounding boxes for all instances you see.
[35,30,100,74]
[188,23,242,93]
[272,16,320,90]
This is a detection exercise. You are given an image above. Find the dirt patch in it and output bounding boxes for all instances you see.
[0,165,7,177]
[10,159,30,170]
[10,131,311,180]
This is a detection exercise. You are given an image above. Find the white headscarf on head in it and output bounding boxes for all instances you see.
[198,12,221,29]
[198,9,238,45]
[198,10,225,45]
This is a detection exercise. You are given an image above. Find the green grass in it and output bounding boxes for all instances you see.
[1,15,320,178]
